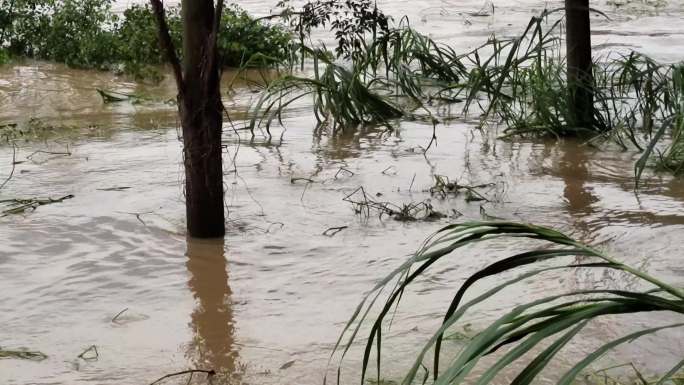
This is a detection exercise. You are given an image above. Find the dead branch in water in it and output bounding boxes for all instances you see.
[428,175,494,202]
[0,347,47,361]
[77,345,98,361]
[149,0,183,92]
[334,167,354,179]
[0,195,74,216]
[26,147,72,162]
[322,226,348,236]
[381,165,397,175]
[0,143,17,190]
[343,187,445,221]
[149,369,216,385]
[291,177,314,184]
[111,308,129,323]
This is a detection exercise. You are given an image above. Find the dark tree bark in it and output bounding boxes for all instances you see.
[150,0,225,238]
[565,0,594,130]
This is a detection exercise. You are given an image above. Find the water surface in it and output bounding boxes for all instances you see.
[1,1,683,384]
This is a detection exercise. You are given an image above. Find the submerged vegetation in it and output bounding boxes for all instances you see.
[1,0,681,179]
[332,221,684,385]
[0,1,683,383]
[243,3,684,180]
[0,0,292,78]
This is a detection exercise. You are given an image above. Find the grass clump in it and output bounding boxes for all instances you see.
[636,63,684,176]
[330,221,684,385]
[249,47,404,134]
[250,4,684,178]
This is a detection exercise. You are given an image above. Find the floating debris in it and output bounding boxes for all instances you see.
[97,186,131,192]
[343,187,446,222]
[0,347,48,361]
[111,308,129,323]
[0,195,74,216]
[96,88,142,104]
[77,345,99,362]
[322,226,348,237]
[429,175,493,202]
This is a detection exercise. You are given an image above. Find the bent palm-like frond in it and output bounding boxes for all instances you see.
[330,221,684,385]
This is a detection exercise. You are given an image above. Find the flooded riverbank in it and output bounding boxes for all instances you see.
[1,1,683,384]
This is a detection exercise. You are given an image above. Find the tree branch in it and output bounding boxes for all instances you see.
[149,369,215,385]
[149,0,184,92]
[203,0,224,87]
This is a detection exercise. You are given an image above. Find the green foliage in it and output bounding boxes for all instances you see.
[278,0,391,61]
[0,47,9,64]
[248,21,459,131]
[331,221,684,385]
[41,0,118,69]
[217,5,292,67]
[2,0,119,68]
[253,5,683,177]
[114,4,292,69]
[116,5,173,67]
[249,47,404,134]
[638,63,684,175]
[0,0,292,77]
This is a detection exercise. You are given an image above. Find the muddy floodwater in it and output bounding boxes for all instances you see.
[1,1,684,384]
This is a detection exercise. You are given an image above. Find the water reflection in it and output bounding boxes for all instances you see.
[313,124,397,160]
[186,238,239,379]
[557,140,598,216]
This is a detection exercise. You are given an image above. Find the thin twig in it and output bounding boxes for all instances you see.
[204,0,224,86]
[334,167,354,179]
[300,181,310,203]
[424,119,438,153]
[116,211,153,226]
[0,143,17,190]
[323,226,348,237]
[25,148,71,164]
[0,195,74,217]
[381,166,397,175]
[149,369,216,385]
[111,308,129,323]
[77,345,99,361]
[291,177,314,183]
[149,0,184,92]
[265,222,284,233]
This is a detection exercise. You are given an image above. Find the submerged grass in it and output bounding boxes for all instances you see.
[329,221,684,385]
[342,186,446,222]
[248,7,683,180]
[249,47,404,134]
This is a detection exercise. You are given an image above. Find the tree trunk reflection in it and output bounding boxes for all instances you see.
[186,238,239,378]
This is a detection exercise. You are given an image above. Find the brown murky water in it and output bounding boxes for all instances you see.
[1,1,683,384]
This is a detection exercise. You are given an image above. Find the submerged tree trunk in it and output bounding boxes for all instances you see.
[151,0,226,238]
[565,0,593,130]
